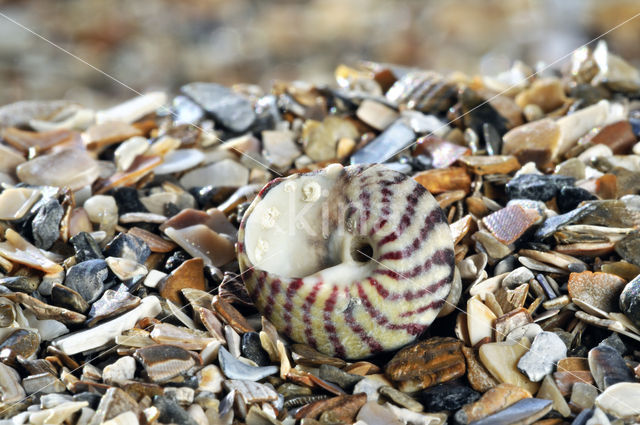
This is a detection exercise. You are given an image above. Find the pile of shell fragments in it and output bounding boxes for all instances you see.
[0,40,640,425]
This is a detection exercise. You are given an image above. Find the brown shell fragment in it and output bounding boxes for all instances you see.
[567,271,626,312]
[127,227,177,253]
[157,257,205,305]
[385,337,465,392]
[0,229,63,274]
[2,127,75,153]
[95,155,162,194]
[212,295,255,334]
[1,292,85,325]
[483,205,541,245]
[296,393,367,422]
[85,121,142,150]
[414,167,471,194]
[458,155,521,176]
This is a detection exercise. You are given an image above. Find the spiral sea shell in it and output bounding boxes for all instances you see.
[237,164,454,359]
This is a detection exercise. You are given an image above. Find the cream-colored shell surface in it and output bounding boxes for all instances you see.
[238,164,454,359]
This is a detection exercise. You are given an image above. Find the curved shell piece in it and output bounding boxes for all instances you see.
[238,164,454,359]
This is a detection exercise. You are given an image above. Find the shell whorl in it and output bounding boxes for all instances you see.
[237,164,454,359]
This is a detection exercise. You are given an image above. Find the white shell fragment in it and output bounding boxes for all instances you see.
[53,296,162,355]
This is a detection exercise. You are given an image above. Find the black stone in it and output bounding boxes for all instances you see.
[557,186,597,213]
[111,187,148,214]
[241,332,270,367]
[164,251,191,272]
[31,199,63,250]
[64,259,108,303]
[534,203,597,240]
[350,120,415,165]
[181,82,256,133]
[482,123,502,156]
[51,283,89,313]
[318,364,363,390]
[154,395,198,425]
[419,381,480,412]
[73,392,102,409]
[70,232,104,263]
[0,276,39,293]
[104,233,150,264]
[620,274,640,328]
[506,174,575,202]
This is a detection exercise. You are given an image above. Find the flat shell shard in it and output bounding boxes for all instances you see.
[16,148,100,191]
[134,344,197,383]
[218,346,278,381]
[238,164,454,359]
[0,229,63,274]
[482,204,541,245]
[53,296,161,355]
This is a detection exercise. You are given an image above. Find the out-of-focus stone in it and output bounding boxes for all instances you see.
[262,130,301,170]
[515,78,567,113]
[180,159,249,190]
[182,82,256,133]
[589,120,637,154]
[414,135,470,169]
[16,149,100,190]
[458,155,520,176]
[85,121,142,150]
[502,118,561,168]
[356,99,398,131]
[2,127,75,153]
[350,120,415,164]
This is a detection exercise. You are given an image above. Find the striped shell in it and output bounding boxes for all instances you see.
[237,164,454,359]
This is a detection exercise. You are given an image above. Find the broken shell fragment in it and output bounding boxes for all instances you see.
[238,164,454,359]
[134,344,198,383]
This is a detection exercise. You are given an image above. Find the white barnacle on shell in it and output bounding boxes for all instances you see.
[237,164,455,359]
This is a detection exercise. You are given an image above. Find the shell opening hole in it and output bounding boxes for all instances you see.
[351,239,374,263]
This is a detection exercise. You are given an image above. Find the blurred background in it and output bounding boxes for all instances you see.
[1,0,640,107]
